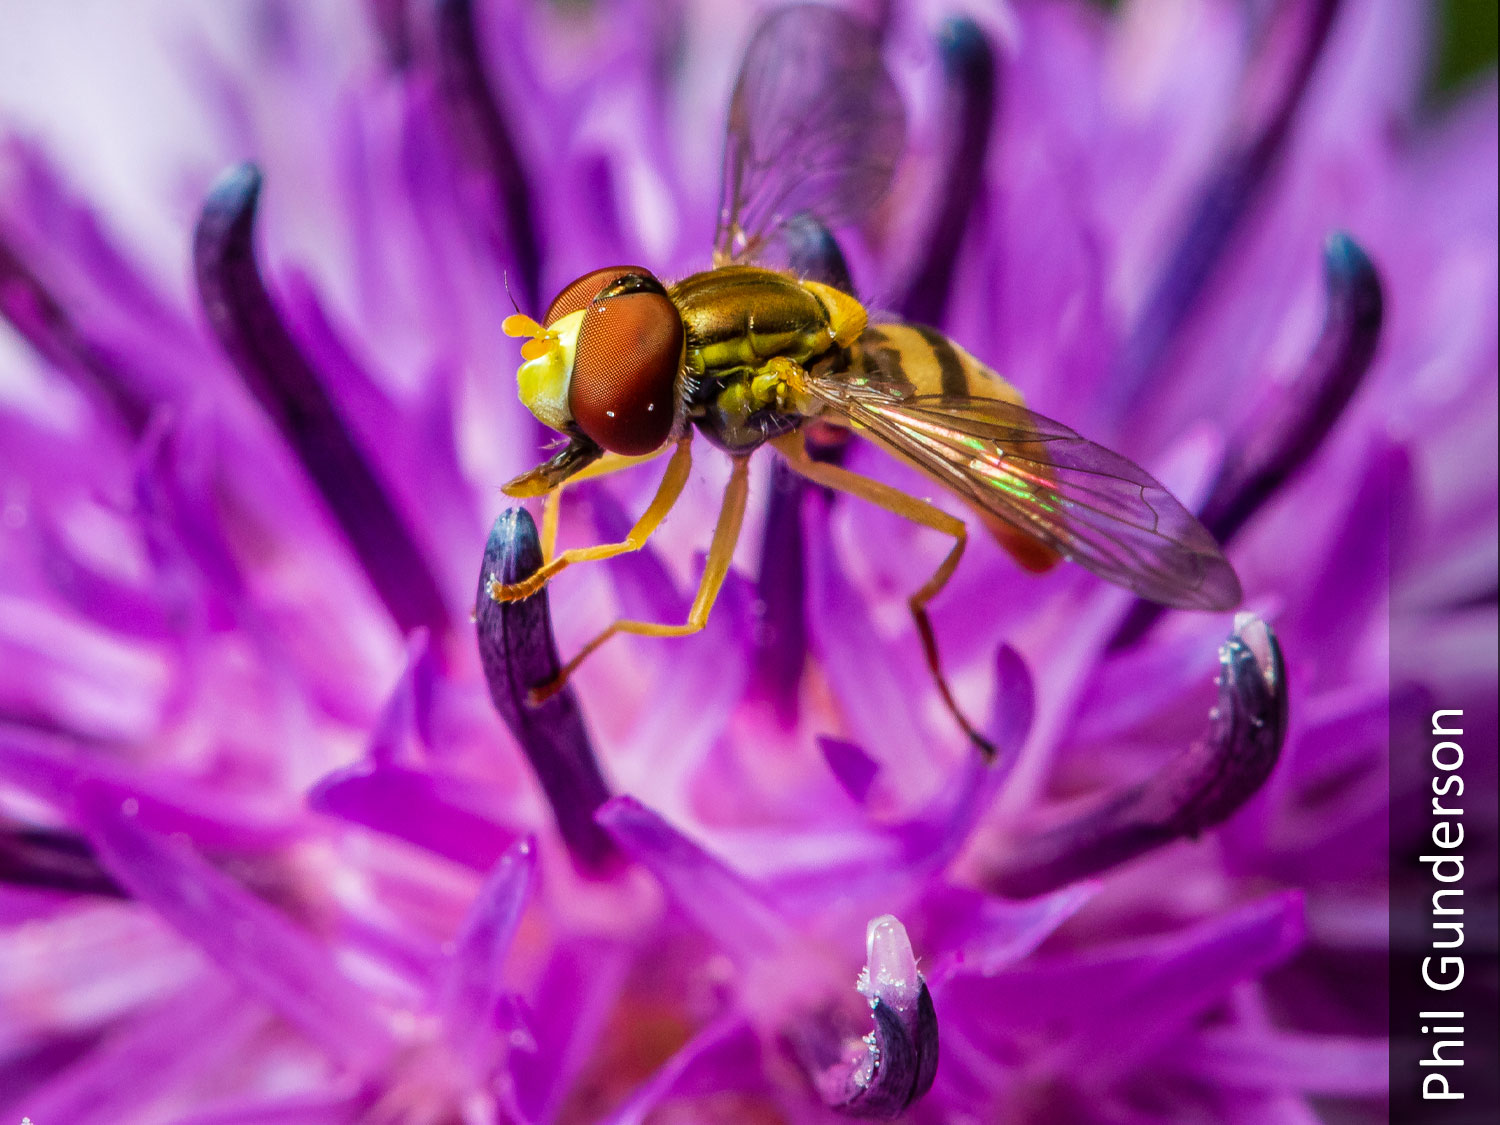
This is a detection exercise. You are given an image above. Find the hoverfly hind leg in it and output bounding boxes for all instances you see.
[770,434,998,761]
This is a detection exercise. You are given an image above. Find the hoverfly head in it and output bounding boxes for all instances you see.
[505,266,684,456]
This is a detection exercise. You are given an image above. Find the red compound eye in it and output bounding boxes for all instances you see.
[543,265,651,327]
[569,284,683,456]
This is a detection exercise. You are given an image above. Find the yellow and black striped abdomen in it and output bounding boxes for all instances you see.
[846,323,1058,574]
[853,323,1027,407]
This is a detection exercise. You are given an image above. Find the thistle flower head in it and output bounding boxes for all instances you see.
[1,2,1494,1122]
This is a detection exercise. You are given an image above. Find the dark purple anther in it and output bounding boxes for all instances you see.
[752,457,810,724]
[799,915,939,1119]
[433,0,542,312]
[753,215,856,716]
[895,18,997,327]
[475,509,617,873]
[193,163,452,640]
[1201,232,1383,541]
[990,615,1286,899]
[1110,232,1379,649]
[0,820,126,898]
[1109,0,1342,410]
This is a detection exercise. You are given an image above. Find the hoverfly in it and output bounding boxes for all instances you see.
[487,5,1241,757]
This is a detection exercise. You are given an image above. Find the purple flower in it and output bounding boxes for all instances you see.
[1,2,1494,1122]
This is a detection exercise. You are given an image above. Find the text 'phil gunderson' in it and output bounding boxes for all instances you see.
[1419,708,1466,1103]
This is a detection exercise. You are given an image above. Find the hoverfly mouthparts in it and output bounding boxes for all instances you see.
[503,308,583,433]
[507,266,685,456]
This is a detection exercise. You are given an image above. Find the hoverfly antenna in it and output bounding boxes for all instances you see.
[503,271,522,316]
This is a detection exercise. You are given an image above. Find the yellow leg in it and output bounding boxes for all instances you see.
[528,456,752,704]
[539,448,666,562]
[771,433,995,760]
[489,439,693,603]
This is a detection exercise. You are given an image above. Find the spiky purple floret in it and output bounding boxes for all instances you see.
[193,161,452,639]
[894,17,997,326]
[475,508,616,872]
[988,615,1286,898]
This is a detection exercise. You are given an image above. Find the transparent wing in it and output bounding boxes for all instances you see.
[714,5,905,267]
[805,373,1244,610]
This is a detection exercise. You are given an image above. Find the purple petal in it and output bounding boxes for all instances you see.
[0,818,124,899]
[596,795,789,957]
[1204,232,1383,541]
[77,788,396,1070]
[192,162,452,639]
[276,269,483,595]
[0,725,297,853]
[172,1089,367,1125]
[1286,439,1408,657]
[367,627,436,765]
[987,616,1286,898]
[895,18,998,326]
[439,837,536,1075]
[616,568,752,785]
[1164,1027,1389,1096]
[308,760,518,872]
[805,490,940,766]
[584,485,689,622]
[474,508,617,872]
[604,1016,759,1125]
[431,0,542,309]
[0,220,150,435]
[132,406,248,618]
[938,893,1306,1080]
[32,508,171,641]
[1108,0,1343,411]
[751,457,812,725]
[1111,232,1382,649]
[820,737,881,806]
[13,973,266,1125]
[367,0,413,68]
[507,937,631,1123]
[883,645,1038,872]
[989,643,1036,770]
[922,883,1095,981]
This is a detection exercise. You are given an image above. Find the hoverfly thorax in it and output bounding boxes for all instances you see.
[504,266,685,457]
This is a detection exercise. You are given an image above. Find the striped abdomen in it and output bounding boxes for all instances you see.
[852,323,1027,405]
[847,323,1059,573]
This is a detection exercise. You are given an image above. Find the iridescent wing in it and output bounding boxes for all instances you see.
[714,5,905,267]
[803,369,1244,610]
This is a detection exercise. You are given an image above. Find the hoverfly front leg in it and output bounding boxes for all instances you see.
[527,456,752,705]
[537,447,669,562]
[771,433,997,761]
[487,439,693,604]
